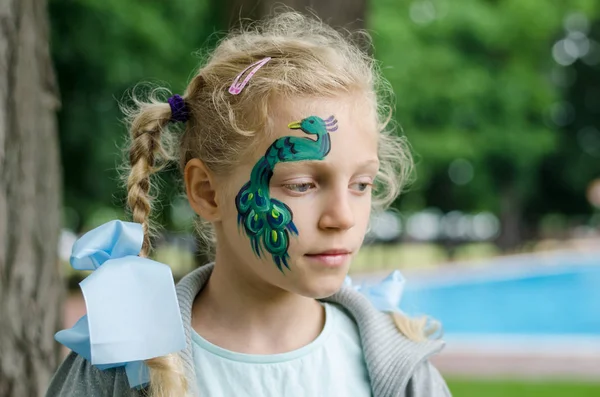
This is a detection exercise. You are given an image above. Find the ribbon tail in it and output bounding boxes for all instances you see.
[352,270,406,313]
[125,361,151,389]
[54,315,93,361]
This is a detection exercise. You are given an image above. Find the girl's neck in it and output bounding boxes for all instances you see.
[190,256,326,355]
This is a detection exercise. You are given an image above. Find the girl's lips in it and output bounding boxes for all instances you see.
[307,249,351,255]
[305,250,351,267]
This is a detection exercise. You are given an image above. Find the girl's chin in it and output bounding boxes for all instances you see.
[289,272,348,299]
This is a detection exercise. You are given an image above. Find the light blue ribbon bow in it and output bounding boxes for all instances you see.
[55,220,186,389]
[344,270,406,313]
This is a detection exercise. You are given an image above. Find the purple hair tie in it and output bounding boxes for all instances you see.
[167,94,190,123]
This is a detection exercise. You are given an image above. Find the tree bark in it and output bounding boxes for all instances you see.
[496,184,523,252]
[0,0,63,396]
[219,0,367,30]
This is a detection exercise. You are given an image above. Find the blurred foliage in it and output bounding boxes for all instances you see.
[49,0,215,231]
[371,0,600,226]
[49,0,600,240]
[535,19,600,218]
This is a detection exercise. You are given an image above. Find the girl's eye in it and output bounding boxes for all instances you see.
[284,182,315,193]
[351,182,372,192]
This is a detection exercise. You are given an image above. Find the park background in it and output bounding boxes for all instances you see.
[1,0,599,396]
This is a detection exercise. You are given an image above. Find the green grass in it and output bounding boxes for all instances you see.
[446,379,600,397]
[350,242,500,274]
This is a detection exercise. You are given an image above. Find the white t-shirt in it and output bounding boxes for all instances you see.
[192,302,373,397]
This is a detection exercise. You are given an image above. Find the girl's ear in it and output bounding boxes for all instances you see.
[184,158,221,221]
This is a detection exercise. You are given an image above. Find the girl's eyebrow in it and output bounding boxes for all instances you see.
[357,158,380,168]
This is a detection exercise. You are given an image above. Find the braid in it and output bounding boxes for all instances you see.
[124,94,176,253]
[127,129,159,256]
[122,91,190,397]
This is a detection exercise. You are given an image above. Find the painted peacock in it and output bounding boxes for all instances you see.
[235,115,338,272]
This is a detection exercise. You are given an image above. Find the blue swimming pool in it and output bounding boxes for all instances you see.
[398,253,600,336]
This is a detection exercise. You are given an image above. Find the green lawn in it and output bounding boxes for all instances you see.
[446,379,600,397]
[350,242,501,274]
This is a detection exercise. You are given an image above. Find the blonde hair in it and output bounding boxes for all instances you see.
[122,11,430,397]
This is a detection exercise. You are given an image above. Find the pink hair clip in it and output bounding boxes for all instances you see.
[228,57,272,95]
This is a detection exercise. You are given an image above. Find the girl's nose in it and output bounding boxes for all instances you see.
[318,189,355,231]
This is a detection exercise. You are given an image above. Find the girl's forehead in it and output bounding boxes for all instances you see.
[268,94,377,135]
[260,95,379,166]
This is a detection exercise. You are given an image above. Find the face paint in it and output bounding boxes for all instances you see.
[235,115,338,272]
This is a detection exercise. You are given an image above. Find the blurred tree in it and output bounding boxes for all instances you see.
[49,0,212,232]
[371,0,598,249]
[216,0,367,30]
[533,16,600,223]
[0,0,63,395]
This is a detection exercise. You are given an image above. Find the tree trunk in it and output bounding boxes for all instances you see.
[218,0,367,30]
[496,184,523,252]
[0,0,63,396]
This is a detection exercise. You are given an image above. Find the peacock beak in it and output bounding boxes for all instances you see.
[287,121,301,130]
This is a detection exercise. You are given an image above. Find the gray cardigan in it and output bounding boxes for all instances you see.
[46,264,451,397]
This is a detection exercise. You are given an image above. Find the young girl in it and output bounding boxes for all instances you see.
[47,11,450,397]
